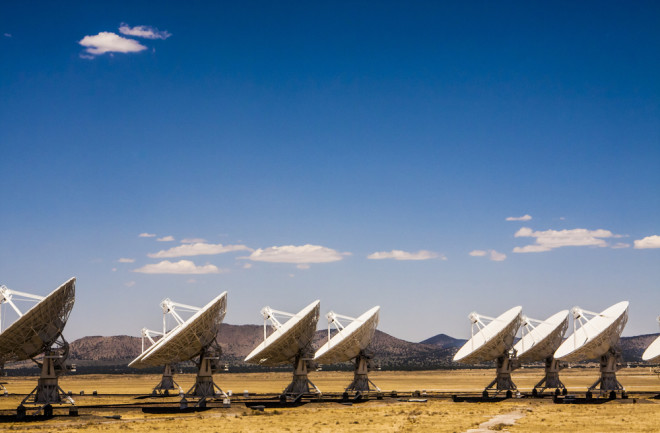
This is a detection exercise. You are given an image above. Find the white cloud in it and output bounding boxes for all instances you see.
[181,238,207,244]
[634,235,660,249]
[4,33,11,38]
[125,281,136,288]
[367,249,443,261]
[118,258,135,263]
[133,260,221,274]
[119,23,171,40]
[139,233,156,238]
[611,242,630,249]
[247,244,346,264]
[149,242,252,258]
[297,264,311,270]
[157,235,175,242]
[243,263,253,269]
[489,250,507,261]
[513,227,620,253]
[506,214,532,222]
[470,249,506,261]
[79,32,147,56]
[111,267,117,272]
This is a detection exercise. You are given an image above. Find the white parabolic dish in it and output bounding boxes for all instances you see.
[453,306,523,364]
[641,335,660,363]
[514,310,569,363]
[554,301,629,362]
[314,306,380,365]
[245,300,320,366]
[129,291,227,369]
[0,277,76,363]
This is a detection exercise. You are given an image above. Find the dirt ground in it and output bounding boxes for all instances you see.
[0,367,658,432]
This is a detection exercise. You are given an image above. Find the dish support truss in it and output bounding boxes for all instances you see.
[325,312,380,393]
[261,307,321,399]
[469,312,519,397]
[519,316,568,395]
[572,307,627,396]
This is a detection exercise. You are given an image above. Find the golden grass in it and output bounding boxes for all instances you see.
[0,367,658,432]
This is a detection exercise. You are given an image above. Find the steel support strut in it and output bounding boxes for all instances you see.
[283,354,321,398]
[484,354,519,396]
[533,357,567,394]
[588,347,625,395]
[345,352,380,392]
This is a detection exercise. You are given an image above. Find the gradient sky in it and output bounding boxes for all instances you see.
[1,1,659,343]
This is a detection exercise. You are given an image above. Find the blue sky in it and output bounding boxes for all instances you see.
[1,1,659,343]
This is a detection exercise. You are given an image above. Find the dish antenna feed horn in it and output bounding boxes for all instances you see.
[0,278,77,415]
[129,292,228,406]
[245,301,322,401]
[453,306,523,398]
[314,307,381,394]
[514,310,570,397]
[554,301,629,398]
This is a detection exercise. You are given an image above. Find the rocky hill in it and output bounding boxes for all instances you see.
[420,333,467,349]
[620,333,660,362]
[60,326,659,373]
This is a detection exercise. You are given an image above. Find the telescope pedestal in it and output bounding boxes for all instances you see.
[283,355,320,397]
[533,357,566,394]
[153,364,181,395]
[346,353,380,392]
[484,355,518,396]
[22,354,74,407]
[588,349,624,395]
[187,350,226,399]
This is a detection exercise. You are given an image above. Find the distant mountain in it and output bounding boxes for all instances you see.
[420,333,467,349]
[620,333,660,362]
[69,335,141,361]
[61,326,660,372]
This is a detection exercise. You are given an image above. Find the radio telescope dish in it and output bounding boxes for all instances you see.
[641,316,660,363]
[514,310,569,394]
[554,301,629,396]
[0,278,76,408]
[129,291,228,400]
[453,306,522,396]
[245,300,320,398]
[314,306,380,392]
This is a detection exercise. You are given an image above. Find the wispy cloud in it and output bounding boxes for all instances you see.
[506,214,532,222]
[469,249,506,261]
[118,258,135,263]
[125,281,136,287]
[513,227,621,253]
[367,249,444,261]
[79,32,147,57]
[149,242,252,258]
[181,238,207,244]
[634,235,660,249]
[157,235,175,242]
[139,232,156,238]
[133,260,221,274]
[3,33,11,38]
[119,23,171,40]
[246,244,347,264]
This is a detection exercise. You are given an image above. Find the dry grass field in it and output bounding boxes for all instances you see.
[0,367,658,432]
